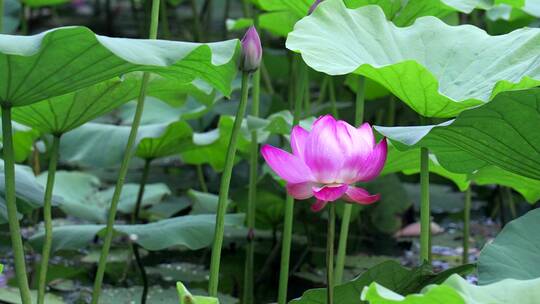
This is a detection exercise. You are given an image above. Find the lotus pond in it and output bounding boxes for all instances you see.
[0,0,540,303]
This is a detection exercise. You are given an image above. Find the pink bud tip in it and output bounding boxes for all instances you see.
[240,26,262,73]
[308,0,323,15]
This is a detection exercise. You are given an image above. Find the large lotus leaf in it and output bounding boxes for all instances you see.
[290,261,473,304]
[59,122,169,168]
[187,189,231,215]
[36,171,171,223]
[382,145,470,191]
[286,0,540,118]
[375,89,540,180]
[0,121,40,162]
[362,274,540,304]
[136,120,194,160]
[29,213,245,252]
[180,116,251,171]
[470,166,540,203]
[0,161,62,223]
[12,75,213,135]
[478,208,540,284]
[0,26,238,107]
[0,288,64,304]
[3,0,21,34]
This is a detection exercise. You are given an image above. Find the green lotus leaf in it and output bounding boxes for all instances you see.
[180,116,251,171]
[361,282,464,303]
[286,0,540,117]
[375,89,540,180]
[470,166,540,203]
[363,274,540,304]
[35,171,171,223]
[177,282,219,304]
[0,161,62,223]
[382,145,470,191]
[290,260,473,304]
[188,189,231,215]
[2,123,40,163]
[12,74,215,135]
[136,120,194,160]
[59,122,169,168]
[0,26,238,107]
[29,213,245,252]
[478,208,540,284]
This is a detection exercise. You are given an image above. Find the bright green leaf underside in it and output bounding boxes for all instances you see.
[0,26,238,107]
[375,88,540,180]
[363,274,540,304]
[286,0,540,117]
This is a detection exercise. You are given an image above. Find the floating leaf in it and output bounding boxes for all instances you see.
[0,26,238,107]
[0,161,61,222]
[478,208,540,284]
[36,171,171,222]
[362,274,540,304]
[286,1,540,117]
[290,261,473,304]
[29,214,245,252]
[59,122,169,168]
[375,89,540,180]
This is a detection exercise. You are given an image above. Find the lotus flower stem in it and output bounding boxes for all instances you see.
[208,71,251,296]
[91,0,160,302]
[420,145,431,263]
[197,165,208,193]
[243,67,261,304]
[462,186,471,264]
[328,77,338,117]
[504,187,517,219]
[132,159,152,224]
[335,75,365,284]
[160,2,171,39]
[277,58,307,304]
[130,158,151,304]
[37,135,60,304]
[1,106,32,304]
[327,203,336,304]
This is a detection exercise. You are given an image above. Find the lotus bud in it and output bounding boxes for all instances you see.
[308,0,323,15]
[240,26,262,73]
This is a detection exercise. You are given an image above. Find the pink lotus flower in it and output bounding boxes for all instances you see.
[240,26,262,73]
[261,115,387,212]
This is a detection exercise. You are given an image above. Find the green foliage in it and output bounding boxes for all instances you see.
[363,274,540,304]
[290,261,473,303]
[177,282,219,304]
[478,208,540,284]
[0,27,238,107]
[35,170,171,222]
[286,0,540,117]
[376,89,540,180]
[29,214,245,252]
